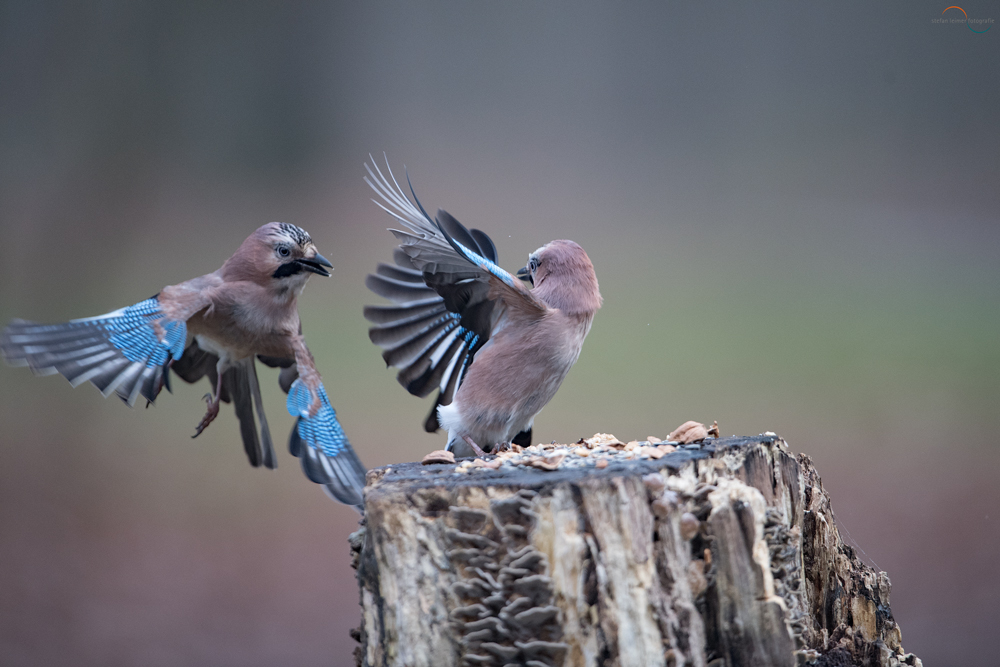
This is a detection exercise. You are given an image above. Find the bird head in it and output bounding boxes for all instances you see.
[224,222,333,295]
[518,240,602,314]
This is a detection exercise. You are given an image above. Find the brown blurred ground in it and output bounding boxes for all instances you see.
[0,2,997,665]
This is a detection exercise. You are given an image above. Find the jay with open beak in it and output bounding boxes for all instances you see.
[1,222,367,507]
[364,159,602,457]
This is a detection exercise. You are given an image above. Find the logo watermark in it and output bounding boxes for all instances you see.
[932,6,993,33]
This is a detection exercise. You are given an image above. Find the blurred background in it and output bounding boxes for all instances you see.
[1,1,997,664]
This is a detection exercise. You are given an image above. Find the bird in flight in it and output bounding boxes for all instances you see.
[2,222,367,507]
[364,158,602,458]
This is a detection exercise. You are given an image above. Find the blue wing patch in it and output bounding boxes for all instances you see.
[1,296,188,406]
[286,378,367,507]
[100,298,187,367]
[448,237,518,288]
[286,379,349,458]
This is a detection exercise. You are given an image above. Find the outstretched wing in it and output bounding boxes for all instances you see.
[285,336,366,508]
[363,157,544,432]
[2,296,190,406]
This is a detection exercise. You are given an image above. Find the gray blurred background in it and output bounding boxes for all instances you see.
[1,1,997,665]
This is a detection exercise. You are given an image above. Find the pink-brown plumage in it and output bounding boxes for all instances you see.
[438,241,601,453]
[2,222,366,507]
[364,159,601,456]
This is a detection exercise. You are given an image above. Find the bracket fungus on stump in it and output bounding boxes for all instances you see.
[349,435,922,667]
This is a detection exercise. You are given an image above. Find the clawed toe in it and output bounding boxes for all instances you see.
[462,435,489,458]
[192,395,220,438]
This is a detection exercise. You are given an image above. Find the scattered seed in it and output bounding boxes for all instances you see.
[422,450,455,465]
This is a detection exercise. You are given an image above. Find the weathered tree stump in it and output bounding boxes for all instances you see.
[350,435,922,667]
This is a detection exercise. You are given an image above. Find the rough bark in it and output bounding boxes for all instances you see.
[350,435,922,667]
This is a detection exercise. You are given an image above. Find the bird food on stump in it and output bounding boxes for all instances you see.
[349,434,922,667]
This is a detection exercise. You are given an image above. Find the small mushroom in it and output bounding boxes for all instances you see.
[499,596,534,618]
[509,549,545,571]
[452,604,489,620]
[643,473,666,495]
[679,512,701,541]
[515,640,569,663]
[651,496,673,518]
[447,529,496,550]
[514,605,560,627]
[480,642,519,662]
[450,507,489,533]
[686,560,707,597]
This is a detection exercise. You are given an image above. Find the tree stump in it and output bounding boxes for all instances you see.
[350,435,923,667]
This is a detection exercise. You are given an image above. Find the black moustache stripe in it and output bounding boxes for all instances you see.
[272,262,304,279]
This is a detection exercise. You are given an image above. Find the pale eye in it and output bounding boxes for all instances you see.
[277,245,291,258]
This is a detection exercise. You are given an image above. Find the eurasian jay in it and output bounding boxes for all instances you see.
[1,222,367,507]
[363,159,602,457]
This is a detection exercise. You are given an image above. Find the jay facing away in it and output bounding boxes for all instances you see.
[1,223,367,508]
[364,159,602,458]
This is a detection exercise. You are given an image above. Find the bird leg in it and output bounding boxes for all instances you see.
[192,371,223,438]
[462,435,489,458]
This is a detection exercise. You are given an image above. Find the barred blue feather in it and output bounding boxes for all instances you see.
[441,233,518,289]
[102,298,186,367]
[1,296,187,406]
[286,378,366,506]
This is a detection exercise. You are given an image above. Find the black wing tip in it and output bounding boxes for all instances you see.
[434,212,468,260]
[288,421,367,508]
[470,228,499,264]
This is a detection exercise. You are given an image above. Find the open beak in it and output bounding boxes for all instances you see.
[296,253,333,277]
[516,266,533,286]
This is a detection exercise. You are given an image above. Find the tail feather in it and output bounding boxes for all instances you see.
[225,362,262,467]
[224,358,277,470]
[246,359,276,469]
[1,297,186,407]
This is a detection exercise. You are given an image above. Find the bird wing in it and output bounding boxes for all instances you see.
[284,334,366,508]
[363,157,545,432]
[1,293,208,407]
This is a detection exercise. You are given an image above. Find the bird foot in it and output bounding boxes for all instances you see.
[462,435,489,458]
[493,442,512,453]
[192,393,220,438]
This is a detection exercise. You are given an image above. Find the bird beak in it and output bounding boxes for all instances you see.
[516,266,533,286]
[296,253,333,277]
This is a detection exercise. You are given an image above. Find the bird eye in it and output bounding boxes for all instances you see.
[530,258,539,272]
[277,245,291,258]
